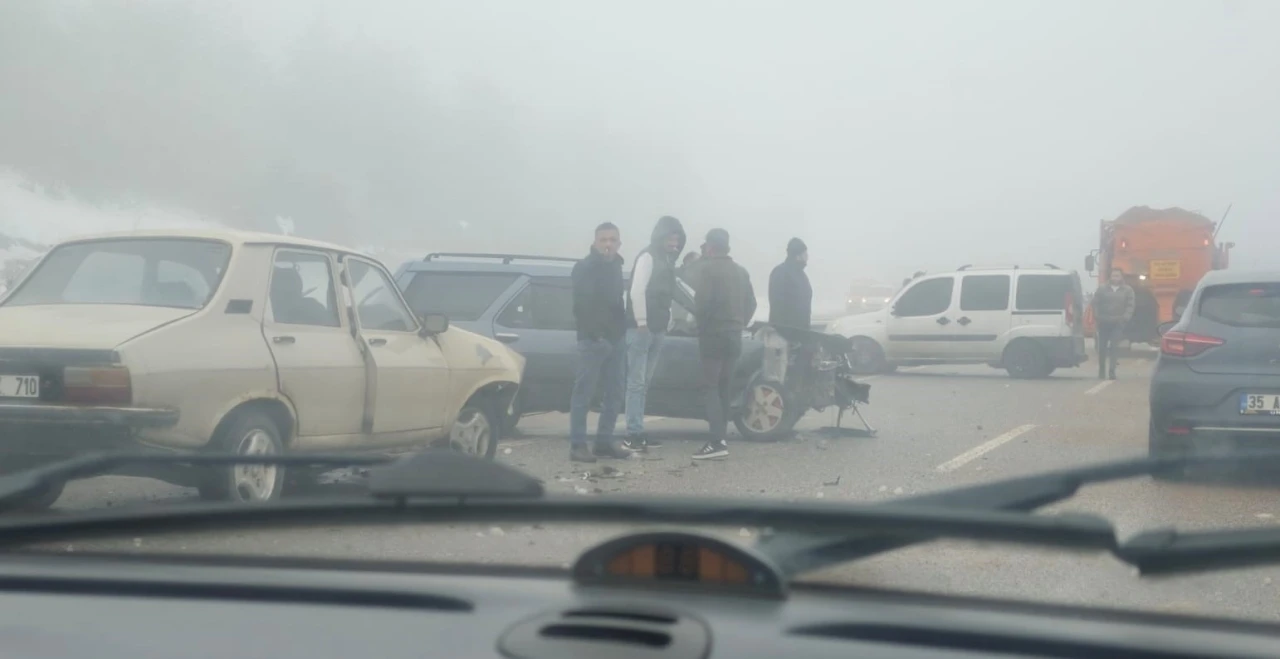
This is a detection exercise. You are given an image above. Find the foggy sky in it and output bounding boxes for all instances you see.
[2,0,1277,302]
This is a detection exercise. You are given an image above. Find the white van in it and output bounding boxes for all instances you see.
[825,266,1088,378]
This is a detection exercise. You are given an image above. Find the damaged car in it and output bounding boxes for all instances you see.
[0,230,523,508]
[395,253,871,440]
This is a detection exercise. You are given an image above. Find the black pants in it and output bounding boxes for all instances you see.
[1096,323,1121,376]
[699,330,743,442]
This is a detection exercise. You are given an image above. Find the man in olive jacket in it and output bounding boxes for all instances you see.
[1092,267,1136,380]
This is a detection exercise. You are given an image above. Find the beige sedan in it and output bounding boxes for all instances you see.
[0,229,524,507]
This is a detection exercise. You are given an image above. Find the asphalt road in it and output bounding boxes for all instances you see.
[34,356,1280,623]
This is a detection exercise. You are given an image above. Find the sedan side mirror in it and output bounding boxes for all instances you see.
[418,312,450,337]
[1157,321,1176,336]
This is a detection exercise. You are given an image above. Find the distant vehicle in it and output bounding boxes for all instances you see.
[845,280,897,314]
[394,253,828,440]
[826,265,1087,378]
[1084,206,1233,345]
[1148,270,1280,475]
[0,230,523,507]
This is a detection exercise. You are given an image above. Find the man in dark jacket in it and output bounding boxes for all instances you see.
[1091,267,1136,380]
[568,222,632,462]
[768,237,813,330]
[623,215,687,451]
[691,228,757,460]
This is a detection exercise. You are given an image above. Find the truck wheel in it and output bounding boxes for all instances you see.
[1004,341,1052,379]
[198,409,285,503]
[848,337,889,375]
[733,380,799,441]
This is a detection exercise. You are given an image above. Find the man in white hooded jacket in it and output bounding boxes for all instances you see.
[622,215,687,451]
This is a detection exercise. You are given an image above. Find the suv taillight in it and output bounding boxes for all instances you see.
[1161,331,1224,358]
[63,366,132,405]
[1064,291,1076,327]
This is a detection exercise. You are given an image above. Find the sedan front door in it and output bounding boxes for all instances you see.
[344,257,450,438]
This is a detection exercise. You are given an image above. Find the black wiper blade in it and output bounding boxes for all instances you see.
[0,451,395,511]
[1120,526,1280,576]
[0,449,550,511]
[758,450,1280,577]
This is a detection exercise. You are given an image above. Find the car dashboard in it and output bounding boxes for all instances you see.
[4,532,1280,659]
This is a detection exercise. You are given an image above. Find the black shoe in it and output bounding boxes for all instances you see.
[692,441,728,460]
[622,436,648,453]
[644,437,663,448]
[570,444,597,463]
[594,440,636,459]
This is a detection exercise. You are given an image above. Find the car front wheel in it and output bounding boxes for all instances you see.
[450,402,499,459]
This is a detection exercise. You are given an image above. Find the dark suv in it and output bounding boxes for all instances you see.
[393,254,780,438]
[1149,269,1280,467]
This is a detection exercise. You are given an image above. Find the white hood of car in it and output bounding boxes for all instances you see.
[827,308,890,335]
[0,304,195,350]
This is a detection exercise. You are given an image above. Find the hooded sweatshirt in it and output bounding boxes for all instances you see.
[768,238,813,330]
[626,215,687,332]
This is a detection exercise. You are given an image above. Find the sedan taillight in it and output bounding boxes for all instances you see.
[1160,331,1225,358]
[63,366,132,405]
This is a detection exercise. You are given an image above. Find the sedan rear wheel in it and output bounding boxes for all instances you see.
[199,410,285,503]
[734,381,798,441]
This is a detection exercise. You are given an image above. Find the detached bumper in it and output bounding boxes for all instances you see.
[0,403,178,428]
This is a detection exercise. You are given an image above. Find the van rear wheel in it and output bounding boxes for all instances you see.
[1004,341,1053,379]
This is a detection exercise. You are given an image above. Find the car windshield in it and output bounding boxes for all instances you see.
[2,239,231,309]
[3,0,1280,629]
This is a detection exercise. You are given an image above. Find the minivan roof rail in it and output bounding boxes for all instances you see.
[423,253,579,265]
[957,264,1061,271]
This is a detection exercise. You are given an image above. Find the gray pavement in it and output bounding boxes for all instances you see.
[38,358,1280,623]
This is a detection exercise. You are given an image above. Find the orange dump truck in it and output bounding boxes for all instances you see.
[1083,206,1232,344]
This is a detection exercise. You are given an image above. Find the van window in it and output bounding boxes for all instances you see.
[1198,283,1280,329]
[894,277,953,317]
[960,275,1010,311]
[1015,274,1071,311]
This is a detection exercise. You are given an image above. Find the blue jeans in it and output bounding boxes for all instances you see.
[569,337,626,446]
[625,329,666,435]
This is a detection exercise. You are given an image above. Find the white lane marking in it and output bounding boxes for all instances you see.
[936,424,1037,473]
[644,416,669,423]
[1084,380,1113,396]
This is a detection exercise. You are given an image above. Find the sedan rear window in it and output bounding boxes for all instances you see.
[400,272,520,321]
[1198,283,1280,328]
[3,239,231,309]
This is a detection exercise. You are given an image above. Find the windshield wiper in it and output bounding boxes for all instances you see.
[0,452,394,512]
[7,449,1280,579]
[0,449,1120,553]
[758,450,1280,578]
